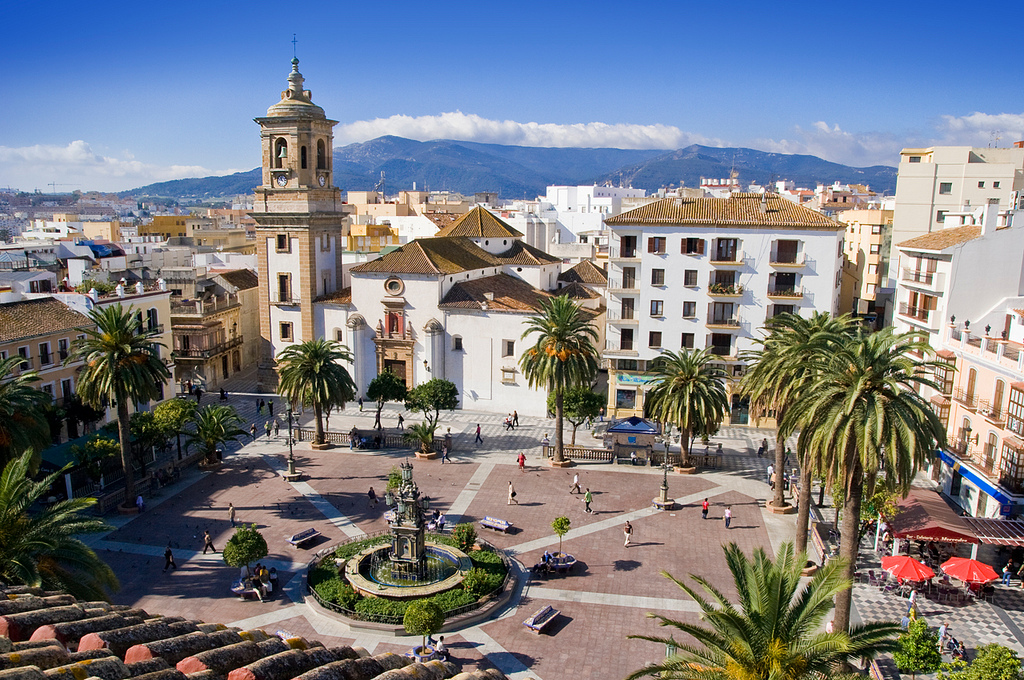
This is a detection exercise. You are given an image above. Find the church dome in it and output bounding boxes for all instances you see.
[266,58,326,119]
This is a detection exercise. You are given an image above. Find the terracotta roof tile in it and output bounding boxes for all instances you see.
[350,238,500,276]
[492,241,560,266]
[556,282,601,299]
[557,260,607,285]
[897,225,983,251]
[433,207,522,238]
[439,274,551,312]
[313,287,351,305]
[605,194,840,229]
[0,298,92,344]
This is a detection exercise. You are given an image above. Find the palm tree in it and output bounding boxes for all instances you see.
[742,312,856,542]
[0,451,118,601]
[0,356,51,466]
[276,339,356,447]
[69,303,170,505]
[186,405,247,464]
[626,542,900,680]
[519,296,599,465]
[404,421,437,455]
[784,327,947,634]
[644,348,729,464]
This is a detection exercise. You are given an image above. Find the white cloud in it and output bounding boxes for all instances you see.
[0,141,221,192]
[336,111,725,150]
[751,122,907,168]
[933,111,1024,147]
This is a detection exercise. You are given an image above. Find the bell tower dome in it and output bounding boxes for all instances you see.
[253,58,340,214]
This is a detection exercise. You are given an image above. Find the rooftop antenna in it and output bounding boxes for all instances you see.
[990,130,1002,148]
[292,34,298,58]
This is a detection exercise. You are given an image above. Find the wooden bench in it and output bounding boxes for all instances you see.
[479,516,512,533]
[286,528,321,548]
[523,605,559,634]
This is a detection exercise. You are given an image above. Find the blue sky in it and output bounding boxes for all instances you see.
[3,0,1024,192]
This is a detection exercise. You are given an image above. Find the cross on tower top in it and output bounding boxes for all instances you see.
[292,34,297,58]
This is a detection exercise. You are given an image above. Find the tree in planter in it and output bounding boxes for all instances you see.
[452,523,477,552]
[129,410,166,463]
[894,619,942,679]
[153,398,197,461]
[404,378,459,431]
[186,405,246,464]
[276,339,356,447]
[403,599,444,655]
[551,516,571,555]
[547,387,603,446]
[404,421,438,454]
[222,524,268,574]
[367,370,407,430]
[939,643,1024,680]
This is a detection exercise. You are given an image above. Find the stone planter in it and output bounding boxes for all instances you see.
[674,465,697,475]
[801,561,818,577]
[548,459,574,468]
[766,501,796,514]
[410,646,438,663]
[311,441,332,450]
[414,450,438,459]
[117,504,140,515]
[198,461,222,472]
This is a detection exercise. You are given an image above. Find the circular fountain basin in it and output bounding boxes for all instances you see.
[344,543,472,600]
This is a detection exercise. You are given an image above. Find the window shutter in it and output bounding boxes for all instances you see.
[697,239,705,255]
[648,237,656,253]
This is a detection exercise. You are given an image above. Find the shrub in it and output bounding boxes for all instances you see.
[452,523,477,552]
[426,532,457,548]
[429,588,475,611]
[354,596,410,618]
[315,578,359,610]
[222,524,268,569]
[334,535,390,561]
[894,619,941,678]
[939,643,1024,680]
[387,466,402,490]
[462,567,503,597]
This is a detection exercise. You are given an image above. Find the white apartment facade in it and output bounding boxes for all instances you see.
[602,194,844,423]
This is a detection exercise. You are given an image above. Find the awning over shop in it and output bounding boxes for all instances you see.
[961,517,1024,547]
[891,488,979,544]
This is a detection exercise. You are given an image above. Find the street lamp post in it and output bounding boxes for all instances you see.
[653,462,676,510]
[286,404,296,476]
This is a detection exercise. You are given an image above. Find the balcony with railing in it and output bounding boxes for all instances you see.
[608,244,639,261]
[708,282,743,297]
[898,303,938,329]
[606,277,639,294]
[978,400,1005,425]
[953,388,978,410]
[974,449,998,476]
[16,357,33,371]
[706,315,742,329]
[171,292,241,316]
[948,437,969,456]
[769,247,807,267]
[900,268,946,291]
[767,285,804,299]
[172,328,243,361]
[709,250,745,266]
[604,339,638,356]
[607,309,638,323]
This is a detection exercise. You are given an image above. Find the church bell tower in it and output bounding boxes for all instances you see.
[252,58,347,390]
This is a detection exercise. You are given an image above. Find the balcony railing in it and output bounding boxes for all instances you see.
[172,336,243,361]
[606,278,639,292]
[145,324,165,334]
[953,388,978,410]
[974,452,997,476]
[710,250,744,265]
[608,245,639,260]
[607,309,638,322]
[708,345,733,357]
[16,357,32,370]
[767,286,803,299]
[38,354,53,367]
[978,401,1005,424]
[948,437,969,456]
[706,316,741,329]
[898,303,931,324]
[708,283,743,296]
[770,253,805,266]
[902,268,935,285]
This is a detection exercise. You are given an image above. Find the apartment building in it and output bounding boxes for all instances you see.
[837,208,892,315]
[602,194,844,423]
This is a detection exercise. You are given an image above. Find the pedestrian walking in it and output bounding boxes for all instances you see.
[907,588,918,614]
[599,406,604,422]
[368,487,378,507]
[505,414,513,431]
[569,472,580,494]
[724,506,733,529]
[517,451,526,472]
[508,481,518,505]
[249,423,257,442]
[228,502,236,527]
[397,414,404,430]
[757,443,765,458]
[163,545,177,572]
[441,445,450,464]
[938,622,949,652]
[256,399,262,415]
[136,494,145,513]
[268,400,274,416]
[475,424,483,444]
[513,410,519,428]
[766,463,775,487]
[202,530,216,554]
[762,438,768,453]
[264,420,272,438]
[701,498,709,520]
[195,387,203,403]
[358,397,363,411]
[623,521,633,547]
[274,419,280,437]
[583,488,593,513]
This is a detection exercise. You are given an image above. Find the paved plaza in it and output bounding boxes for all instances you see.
[88,373,1024,679]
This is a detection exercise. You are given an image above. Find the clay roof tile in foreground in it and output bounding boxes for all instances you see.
[557,260,607,285]
[0,298,91,344]
[439,274,552,313]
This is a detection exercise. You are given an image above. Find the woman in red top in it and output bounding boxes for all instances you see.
[517,452,526,471]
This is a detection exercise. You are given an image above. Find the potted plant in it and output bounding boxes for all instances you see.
[551,516,571,558]
[403,600,444,660]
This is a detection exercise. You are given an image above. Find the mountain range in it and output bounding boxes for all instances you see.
[123,136,897,200]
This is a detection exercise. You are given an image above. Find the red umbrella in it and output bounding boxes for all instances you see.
[940,557,999,583]
[882,555,936,581]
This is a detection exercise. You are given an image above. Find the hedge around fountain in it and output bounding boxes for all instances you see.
[308,530,510,622]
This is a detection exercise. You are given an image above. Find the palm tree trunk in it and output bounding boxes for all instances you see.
[553,388,565,463]
[117,399,135,505]
[772,423,787,509]
[833,455,864,633]
[313,401,324,445]
[680,426,691,463]
[795,453,814,554]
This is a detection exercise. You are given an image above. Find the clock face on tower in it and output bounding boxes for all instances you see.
[318,175,326,187]
[276,174,288,187]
